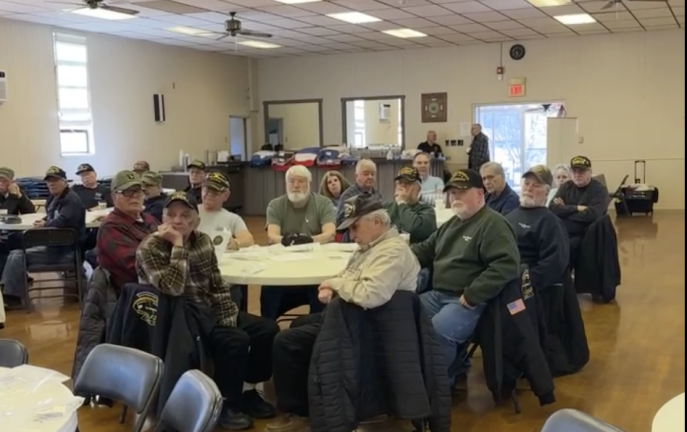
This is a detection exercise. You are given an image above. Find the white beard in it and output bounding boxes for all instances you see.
[288,191,309,203]
[519,195,544,208]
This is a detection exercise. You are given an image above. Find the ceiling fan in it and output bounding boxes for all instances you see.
[216,12,273,41]
[596,0,667,10]
[46,0,140,17]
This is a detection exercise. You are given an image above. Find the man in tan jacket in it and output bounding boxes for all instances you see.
[266,194,420,432]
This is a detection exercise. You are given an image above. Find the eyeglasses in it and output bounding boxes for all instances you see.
[117,188,144,198]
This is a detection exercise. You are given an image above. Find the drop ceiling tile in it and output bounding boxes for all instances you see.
[350,40,395,49]
[458,39,487,44]
[568,22,606,31]
[502,27,541,36]
[129,18,178,29]
[539,4,586,15]
[424,42,457,47]
[580,1,627,13]
[233,10,283,21]
[255,5,317,18]
[263,18,313,29]
[441,2,492,13]
[368,8,415,19]
[592,11,634,21]
[292,1,356,14]
[135,0,208,14]
[479,0,534,10]
[538,25,575,34]
[625,0,670,9]
[450,22,493,31]
[269,29,309,38]
[670,0,685,6]
[487,20,525,29]
[185,11,231,23]
[0,1,45,13]
[427,0,473,3]
[421,25,459,35]
[234,21,280,32]
[602,18,642,28]
[295,15,346,26]
[517,16,561,27]
[609,27,645,32]
[467,30,507,38]
[462,11,511,22]
[418,36,453,43]
[327,33,367,42]
[502,8,548,19]
[329,24,374,33]
[678,16,686,24]
[640,16,679,25]
[297,27,341,36]
[672,6,685,15]
[225,0,275,6]
[321,42,357,50]
[376,0,433,5]
[517,33,547,39]
[633,7,674,18]
[174,0,235,10]
[362,20,410,30]
[390,17,441,28]
[357,31,397,40]
[330,0,390,10]
[644,23,678,28]
[149,14,212,26]
[439,33,479,42]
[402,5,453,16]
[274,36,316,45]
[427,14,472,25]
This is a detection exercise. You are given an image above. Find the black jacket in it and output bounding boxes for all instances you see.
[144,193,167,223]
[72,184,113,210]
[474,271,556,406]
[575,216,621,303]
[308,291,451,432]
[0,190,35,215]
[45,187,86,248]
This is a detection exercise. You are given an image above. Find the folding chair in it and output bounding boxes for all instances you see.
[0,338,28,367]
[153,370,223,432]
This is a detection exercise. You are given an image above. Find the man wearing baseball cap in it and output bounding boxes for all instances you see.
[0,167,35,216]
[97,170,158,291]
[267,193,420,432]
[410,169,519,383]
[385,166,436,244]
[1,166,85,309]
[549,155,608,267]
[185,159,206,203]
[133,161,150,176]
[141,171,166,223]
[72,163,112,210]
[136,191,278,430]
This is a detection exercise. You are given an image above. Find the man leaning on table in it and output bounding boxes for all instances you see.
[136,192,279,430]
[0,167,36,278]
[1,166,85,309]
[386,167,436,244]
[263,165,336,320]
[267,194,420,432]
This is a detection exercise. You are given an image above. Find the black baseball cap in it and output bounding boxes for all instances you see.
[395,167,421,184]
[44,166,67,181]
[570,156,592,170]
[522,165,553,187]
[337,194,385,231]
[76,163,95,175]
[187,160,206,171]
[443,169,484,192]
[204,172,230,192]
[164,191,199,212]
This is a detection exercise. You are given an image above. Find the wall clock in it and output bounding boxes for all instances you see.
[421,92,448,123]
[510,44,526,61]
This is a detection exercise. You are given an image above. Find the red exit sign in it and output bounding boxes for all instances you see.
[509,84,525,97]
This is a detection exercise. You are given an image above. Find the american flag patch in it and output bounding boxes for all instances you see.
[507,299,526,315]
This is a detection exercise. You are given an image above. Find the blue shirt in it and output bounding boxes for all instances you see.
[485,183,519,215]
[419,175,445,205]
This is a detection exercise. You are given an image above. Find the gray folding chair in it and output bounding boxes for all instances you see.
[0,338,28,367]
[541,409,626,432]
[73,344,164,432]
[153,370,223,432]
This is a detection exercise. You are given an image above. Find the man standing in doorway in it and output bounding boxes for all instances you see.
[468,124,490,170]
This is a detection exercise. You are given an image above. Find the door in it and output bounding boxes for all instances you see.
[229,116,247,161]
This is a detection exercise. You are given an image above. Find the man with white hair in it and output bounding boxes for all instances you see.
[335,159,383,228]
[263,165,337,319]
[411,169,519,383]
[506,165,569,289]
[481,161,519,216]
[266,194,420,432]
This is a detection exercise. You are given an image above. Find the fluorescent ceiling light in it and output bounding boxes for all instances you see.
[327,12,381,24]
[273,0,322,3]
[238,40,281,49]
[526,0,572,7]
[383,28,427,38]
[554,13,596,25]
[166,26,215,37]
[71,7,136,20]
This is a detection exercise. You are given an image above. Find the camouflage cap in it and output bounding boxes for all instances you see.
[187,160,206,171]
[204,171,230,192]
[164,191,199,212]
[111,170,143,193]
[522,165,553,187]
[141,171,163,187]
[395,166,421,184]
[0,167,15,181]
[337,193,385,231]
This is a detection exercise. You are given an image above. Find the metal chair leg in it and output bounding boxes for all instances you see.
[511,389,521,414]
[119,405,128,424]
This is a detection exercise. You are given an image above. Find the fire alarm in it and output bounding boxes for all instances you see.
[496,66,504,81]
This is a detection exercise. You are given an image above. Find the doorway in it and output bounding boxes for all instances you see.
[474,102,565,190]
[266,118,283,146]
[229,116,248,161]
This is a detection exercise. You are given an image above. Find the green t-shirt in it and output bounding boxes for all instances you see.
[266,193,336,236]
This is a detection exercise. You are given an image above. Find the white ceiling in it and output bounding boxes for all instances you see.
[0,0,684,58]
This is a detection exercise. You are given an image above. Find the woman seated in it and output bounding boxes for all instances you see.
[319,171,351,206]
[547,164,571,206]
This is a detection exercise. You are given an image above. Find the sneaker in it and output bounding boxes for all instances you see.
[219,404,253,431]
[265,415,310,432]
[242,389,276,419]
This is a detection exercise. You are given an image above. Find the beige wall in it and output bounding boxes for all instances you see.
[267,102,320,149]
[0,19,252,178]
[363,99,400,146]
[258,29,685,209]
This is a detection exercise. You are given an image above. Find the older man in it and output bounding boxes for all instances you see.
[335,159,383,227]
[549,155,608,267]
[97,171,158,292]
[412,152,445,205]
[0,167,35,215]
[141,171,167,223]
[1,166,85,309]
[198,172,254,250]
[417,130,443,156]
[386,167,436,244]
[136,192,279,430]
[264,165,336,319]
[267,194,420,432]
[185,159,206,203]
[72,163,113,210]
[468,124,490,170]
[411,169,519,381]
[506,166,569,289]
[481,162,519,215]
[132,161,150,176]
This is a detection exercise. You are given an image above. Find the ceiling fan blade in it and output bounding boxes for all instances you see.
[216,33,231,41]
[601,1,616,9]
[44,1,82,4]
[101,4,140,15]
[238,29,273,38]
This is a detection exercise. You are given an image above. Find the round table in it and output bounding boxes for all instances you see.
[652,393,685,432]
[219,245,353,286]
[0,210,109,231]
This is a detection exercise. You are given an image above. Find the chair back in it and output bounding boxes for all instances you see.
[73,344,163,431]
[0,339,28,367]
[541,409,626,432]
[154,370,223,432]
[22,228,78,249]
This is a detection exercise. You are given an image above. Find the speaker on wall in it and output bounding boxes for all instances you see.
[153,94,165,122]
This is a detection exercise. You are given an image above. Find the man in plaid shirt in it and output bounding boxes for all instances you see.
[136,192,279,431]
[468,124,490,171]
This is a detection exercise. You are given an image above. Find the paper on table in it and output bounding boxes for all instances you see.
[268,253,314,262]
[240,264,265,276]
[322,243,358,252]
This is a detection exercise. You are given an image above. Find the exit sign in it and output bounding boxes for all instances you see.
[508,78,526,98]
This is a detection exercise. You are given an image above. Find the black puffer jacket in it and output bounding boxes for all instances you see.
[308,291,451,432]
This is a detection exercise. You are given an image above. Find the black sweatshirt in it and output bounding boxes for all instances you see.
[506,206,570,289]
[549,178,608,236]
[72,184,113,210]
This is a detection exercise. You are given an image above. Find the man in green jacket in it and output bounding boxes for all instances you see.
[386,167,437,244]
[411,169,520,382]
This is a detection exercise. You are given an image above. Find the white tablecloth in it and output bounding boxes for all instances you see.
[219,243,355,286]
[436,208,454,227]
[652,393,685,432]
[0,209,111,231]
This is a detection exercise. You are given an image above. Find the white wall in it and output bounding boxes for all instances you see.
[363,99,400,145]
[0,19,252,178]
[267,102,320,149]
[258,30,685,209]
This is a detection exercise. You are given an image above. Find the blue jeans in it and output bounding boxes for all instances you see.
[420,290,485,376]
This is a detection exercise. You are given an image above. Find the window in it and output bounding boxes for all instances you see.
[53,33,94,155]
[353,100,366,148]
